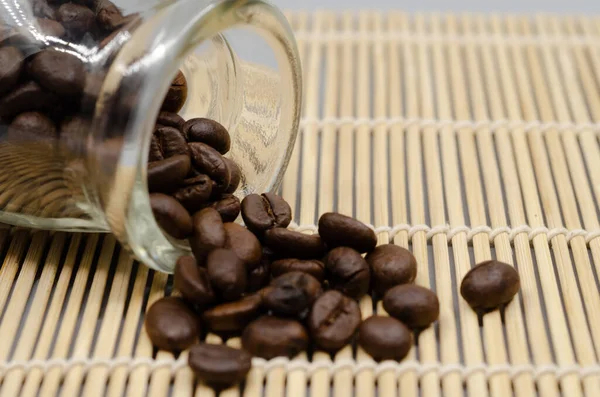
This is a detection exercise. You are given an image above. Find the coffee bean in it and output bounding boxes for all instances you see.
[383,284,439,329]
[263,229,326,260]
[325,247,370,300]
[147,155,191,193]
[271,258,325,282]
[153,125,189,159]
[0,81,60,118]
[173,174,213,213]
[161,70,187,113]
[241,193,292,235]
[207,248,247,301]
[242,316,309,359]
[224,222,262,270]
[189,343,252,387]
[0,47,23,96]
[223,158,241,194]
[358,316,412,361]
[37,18,67,38]
[183,118,231,154]
[29,50,86,97]
[247,261,270,293]
[318,212,377,253]
[460,260,520,312]
[32,0,56,19]
[174,256,214,307]
[7,112,57,143]
[150,193,193,239]
[263,272,322,316]
[189,142,230,191]
[202,293,263,333]
[189,207,226,261]
[308,290,361,352]
[156,111,185,132]
[96,0,126,31]
[57,3,96,40]
[366,244,417,295]
[210,194,241,222]
[145,296,199,352]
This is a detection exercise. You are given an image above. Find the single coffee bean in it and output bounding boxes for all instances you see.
[224,223,262,270]
[0,81,60,118]
[96,0,126,31]
[366,244,417,295]
[210,194,241,222]
[161,70,187,113]
[156,111,185,132]
[29,49,86,97]
[308,290,361,352]
[57,3,96,40]
[7,112,57,142]
[263,272,322,316]
[318,212,377,253]
[0,47,23,96]
[271,258,325,282]
[189,343,252,387]
[174,256,214,307]
[242,316,309,359]
[145,297,199,352]
[189,142,231,190]
[223,158,241,194]
[153,125,189,159]
[183,118,231,154]
[241,193,292,235]
[207,249,247,301]
[147,154,191,193]
[32,0,56,19]
[149,193,193,239]
[325,247,370,300]
[460,260,520,312]
[358,316,412,361]
[383,284,439,329]
[263,229,326,260]
[247,261,270,293]
[202,293,263,333]
[173,174,213,213]
[37,18,67,38]
[189,207,226,261]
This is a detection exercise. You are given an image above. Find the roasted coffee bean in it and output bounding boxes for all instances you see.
[189,343,252,387]
[207,249,247,301]
[32,0,56,19]
[96,0,126,31]
[383,284,439,329]
[145,297,199,352]
[0,81,60,118]
[210,194,241,222]
[29,50,86,97]
[460,260,520,312]
[247,261,270,293]
[271,258,325,282]
[308,290,361,352]
[189,207,226,261]
[366,244,417,295]
[174,256,214,307]
[150,193,193,239]
[242,316,309,359]
[241,193,292,234]
[224,223,262,270]
[202,293,263,333]
[161,71,187,113]
[37,18,67,38]
[263,272,322,316]
[263,229,326,260]
[0,47,23,96]
[156,112,185,132]
[173,174,213,213]
[7,112,57,142]
[152,125,189,160]
[183,118,231,154]
[189,142,230,190]
[223,158,241,194]
[325,247,370,300]
[57,3,96,40]
[318,212,377,253]
[147,155,191,193]
[358,316,412,361]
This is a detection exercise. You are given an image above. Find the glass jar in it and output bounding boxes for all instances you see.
[0,0,302,272]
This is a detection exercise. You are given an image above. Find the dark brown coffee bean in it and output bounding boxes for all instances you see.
[460,260,520,312]
[318,212,377,253]
[29,50,86,97]
[189,208,226,261]
[210,194,241,222]
[174,256,214,307]
[224,158,241,194]
[325,247,370,300]
[161,71,187,113]
[358,316,412,361]
[183,118,231,154]
[271,258,325,282]
[224,223,262,270]
[263,272,322,316]
[156,112,185,132]
[0,81,60,118]
[383,284,439,329]
[7,112,57,143]
[37,18,66,38]
[189,142,230,190]
[189,343,252,387]
[173,174,212,213]
[32,0,56,19]
[202,294,263,333]
[207,249,247,301]
[96,0,126,31]
[147,154,191,193]
[263,229,326,260]
[145,297,199,352]
[308,290,361,352]
[366,244,417,295]
[242,316,308,359]
[150,193,193,239]
[57,3,96,40]
[241,193,292,235]
[0,47,23,96]
[153,125,189,159]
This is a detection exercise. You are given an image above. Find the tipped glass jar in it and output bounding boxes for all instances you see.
[0,0,302,272]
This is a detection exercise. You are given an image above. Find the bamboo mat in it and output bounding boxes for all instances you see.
[1,11,600,397]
